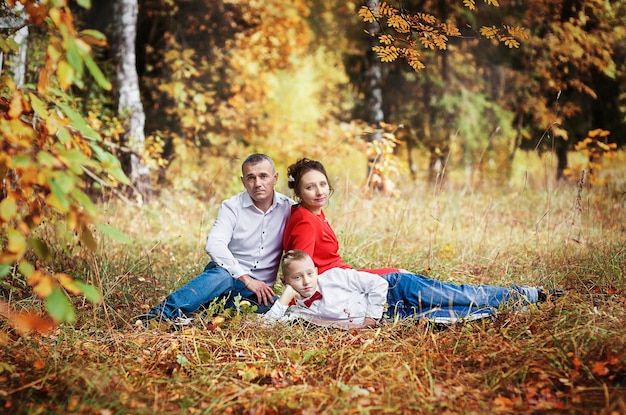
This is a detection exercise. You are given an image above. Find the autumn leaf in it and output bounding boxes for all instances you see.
[591,361,609,376]
[0,300,55,334]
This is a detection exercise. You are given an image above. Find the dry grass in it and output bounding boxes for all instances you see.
[1,154,626,414]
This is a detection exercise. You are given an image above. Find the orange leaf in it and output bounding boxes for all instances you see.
[591,362,609,376]
[33,360,45,369]
[0,300,55,334]
[8,91,24,119]
[493,396,513,407]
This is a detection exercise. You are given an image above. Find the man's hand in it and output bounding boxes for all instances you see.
[240,275,275,306]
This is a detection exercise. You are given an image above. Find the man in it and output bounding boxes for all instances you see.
[140,154,293,326]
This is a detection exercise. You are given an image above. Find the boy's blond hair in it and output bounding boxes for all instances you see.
[281,250,310,277]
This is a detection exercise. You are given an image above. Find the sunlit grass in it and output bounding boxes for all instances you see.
[1,151,625,413]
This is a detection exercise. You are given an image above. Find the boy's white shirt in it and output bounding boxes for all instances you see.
[264,268,388,329]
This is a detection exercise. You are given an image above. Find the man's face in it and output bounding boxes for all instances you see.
[241,160,278,207]
[283,256,319,298]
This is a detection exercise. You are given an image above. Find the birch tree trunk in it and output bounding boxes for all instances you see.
[113,0,151,201]
[0,3,28,86]
[364,0,384,189]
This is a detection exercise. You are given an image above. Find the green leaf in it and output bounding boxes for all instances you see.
[57,126,73,146]
[37,151,57,168]
[71,188,97,217]
[11,154,31,168]
[17,261,34,277]
[27,93,49,120]
[80,226,97,251]
[48,180,71,212]
[56,102,101,140]
[79,29,105,40]
[30,238,52,261]
[65,38,84,79]
[0,264,12,278]
[60,148,97,174]
[96,223,131,244]
[52,173,77,194]
[74,281,101,304]
[45,288,76,323]
[76,0,92,9]
[82,52,112,91]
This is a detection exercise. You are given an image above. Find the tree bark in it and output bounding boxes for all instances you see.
[113,0,151,201]
[364,0,384,188]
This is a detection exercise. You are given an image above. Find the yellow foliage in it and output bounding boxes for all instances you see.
[358,6,376,23]
[387,15,410,33]
[373,46,399,62]
[463,0,476,11]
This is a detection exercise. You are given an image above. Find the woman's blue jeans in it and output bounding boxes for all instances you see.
[148,261,276,320]
[382,272,538,321]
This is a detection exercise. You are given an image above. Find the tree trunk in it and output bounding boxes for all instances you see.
[364,0,384,188]
[0,3,28,86]
[113,0,151,201]
[555,138,568,181]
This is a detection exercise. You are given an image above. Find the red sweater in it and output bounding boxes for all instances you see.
[282,205,398,275]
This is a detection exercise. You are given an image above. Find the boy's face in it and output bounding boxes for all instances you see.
[283,256,319,298]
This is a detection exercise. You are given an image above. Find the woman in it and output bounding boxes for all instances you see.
[283,158,560,323]
[283,158,397,275]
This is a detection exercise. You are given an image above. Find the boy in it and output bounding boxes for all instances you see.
[264,250,557,329]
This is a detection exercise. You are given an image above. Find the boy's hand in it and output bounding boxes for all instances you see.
[361,317,377,328]
[278,284,302,306]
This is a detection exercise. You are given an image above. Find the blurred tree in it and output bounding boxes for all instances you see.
[358,0,625,184]
[112,0,151,200]
[1,0,125,326]
[458,0,626,180]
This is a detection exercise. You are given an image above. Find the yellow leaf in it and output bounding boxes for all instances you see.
[0,196,17,221]
[358,6,376,23]
[27,270,55,298]
[7,228,27,255]
[57,273,82,295]
[463,0,476,11]
[57,60,75,91]
[387,15,410,33]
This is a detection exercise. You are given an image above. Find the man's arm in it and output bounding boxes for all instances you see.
[205,200,246,277]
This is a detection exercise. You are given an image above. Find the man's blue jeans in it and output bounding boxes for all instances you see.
[149,261,275,320]
[382,272,539,322]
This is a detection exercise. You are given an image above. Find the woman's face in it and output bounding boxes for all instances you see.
[297,170,330,214]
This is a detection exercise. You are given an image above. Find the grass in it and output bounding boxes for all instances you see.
[1,153,626,414]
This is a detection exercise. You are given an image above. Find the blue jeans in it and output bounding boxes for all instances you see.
[149,261,276,320]
[382,273,538,322]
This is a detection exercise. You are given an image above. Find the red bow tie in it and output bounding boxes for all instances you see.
[288,291,323,307]
[303,291,323,307]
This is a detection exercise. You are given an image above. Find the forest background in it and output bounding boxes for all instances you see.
[1,0,625,413]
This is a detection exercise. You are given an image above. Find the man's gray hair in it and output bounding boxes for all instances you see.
[242,154,275,173]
